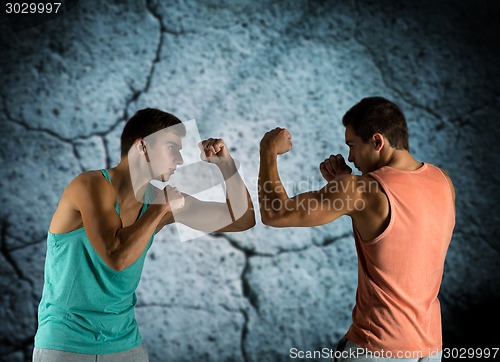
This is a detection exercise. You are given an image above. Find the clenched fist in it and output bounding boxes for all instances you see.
[319,154,352,182]
[260,127,292,155]
[199,138,232,165]
[149,184,185,212]
[164,185,185,212]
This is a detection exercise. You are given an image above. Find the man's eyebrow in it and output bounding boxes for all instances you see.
[166,141,182,149]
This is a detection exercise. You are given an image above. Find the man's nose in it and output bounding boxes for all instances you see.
[176,153,184,166]
[348,153,353,163]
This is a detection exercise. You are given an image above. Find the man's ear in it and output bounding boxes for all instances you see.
[372,133,385,151]
[135,139,147,155]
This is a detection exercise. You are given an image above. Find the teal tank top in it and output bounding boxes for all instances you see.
[34,169,155,354]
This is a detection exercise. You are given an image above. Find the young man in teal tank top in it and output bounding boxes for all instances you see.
[258,97,455,361]
[33,108,255,362]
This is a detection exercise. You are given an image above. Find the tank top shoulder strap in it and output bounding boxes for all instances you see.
[138,184,155,217]
[100,168,112,182]
[137,202,148,219]
[99,169,120,215]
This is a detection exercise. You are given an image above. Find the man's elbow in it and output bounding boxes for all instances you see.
[260,210,288,228]
[241,217,256,231]
[236,209,256,231]
[106,239,130,272]
[219,213,255,232]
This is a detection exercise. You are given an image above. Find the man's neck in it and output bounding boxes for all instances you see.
[380,148,422,171]
[109,159,136,202]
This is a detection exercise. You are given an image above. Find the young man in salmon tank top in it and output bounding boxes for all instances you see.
[33,108,255,362]
[258,97,455,362]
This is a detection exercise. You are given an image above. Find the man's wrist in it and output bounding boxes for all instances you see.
[215,157,236,172]
[260,148,278,163]
[150,202,171,216]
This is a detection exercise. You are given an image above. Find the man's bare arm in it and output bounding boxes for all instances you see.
[71,174,173,271]
[156,139,255,233]
[259,166,360,227]
[258,128,360,227]
[164,163,255,232]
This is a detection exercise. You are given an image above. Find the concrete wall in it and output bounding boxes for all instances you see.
[1,0,499,361]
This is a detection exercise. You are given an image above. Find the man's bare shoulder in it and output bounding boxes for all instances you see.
[49,171,116,231]
[336,174,386,211]
[323,174,357,196]
[358,174,383,193]
[65,170,114,201]
[324,174,381,195]
[68,170,108,187]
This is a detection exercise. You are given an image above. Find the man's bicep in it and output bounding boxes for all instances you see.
[173,194,233,231]
[265,179,359,227]
[265,191,341,227]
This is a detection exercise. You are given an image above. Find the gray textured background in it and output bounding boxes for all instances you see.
[1,1,500,361]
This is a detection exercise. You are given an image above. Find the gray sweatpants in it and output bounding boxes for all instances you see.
[32,344,149,362]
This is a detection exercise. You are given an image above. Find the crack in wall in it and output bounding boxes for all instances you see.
[135,300,249,362]
[352,0,450,127]
[210,232,268,362]
[319,232,353,248]
[117,0,166,123]
[454,103,496,128]
[70,142,86,172]
[210,229,351,362]
[0,221,38,362]
[2,111,85,172]
[100,134,113,169]
[3,232,45,252]
[196,5,312,124]
[2,98,128,172]
[90,1,168,168]
[0,221,30,286]
[135,302,243,316]
[82,0,168,170]
[2,101,73,144]
[2,97,126,163]
[453,230,500,256]
[2,98,116,170]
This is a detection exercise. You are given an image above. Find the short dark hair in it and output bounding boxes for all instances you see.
[120,108,185,157]
[342,97,409,150]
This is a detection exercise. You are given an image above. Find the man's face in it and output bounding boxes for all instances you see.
[146,130,184,181]
[344,125,378,174]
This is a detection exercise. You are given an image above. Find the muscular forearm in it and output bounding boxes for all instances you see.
[258,151,290,221]
[109,205,166,271]
[218,159,255,229]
